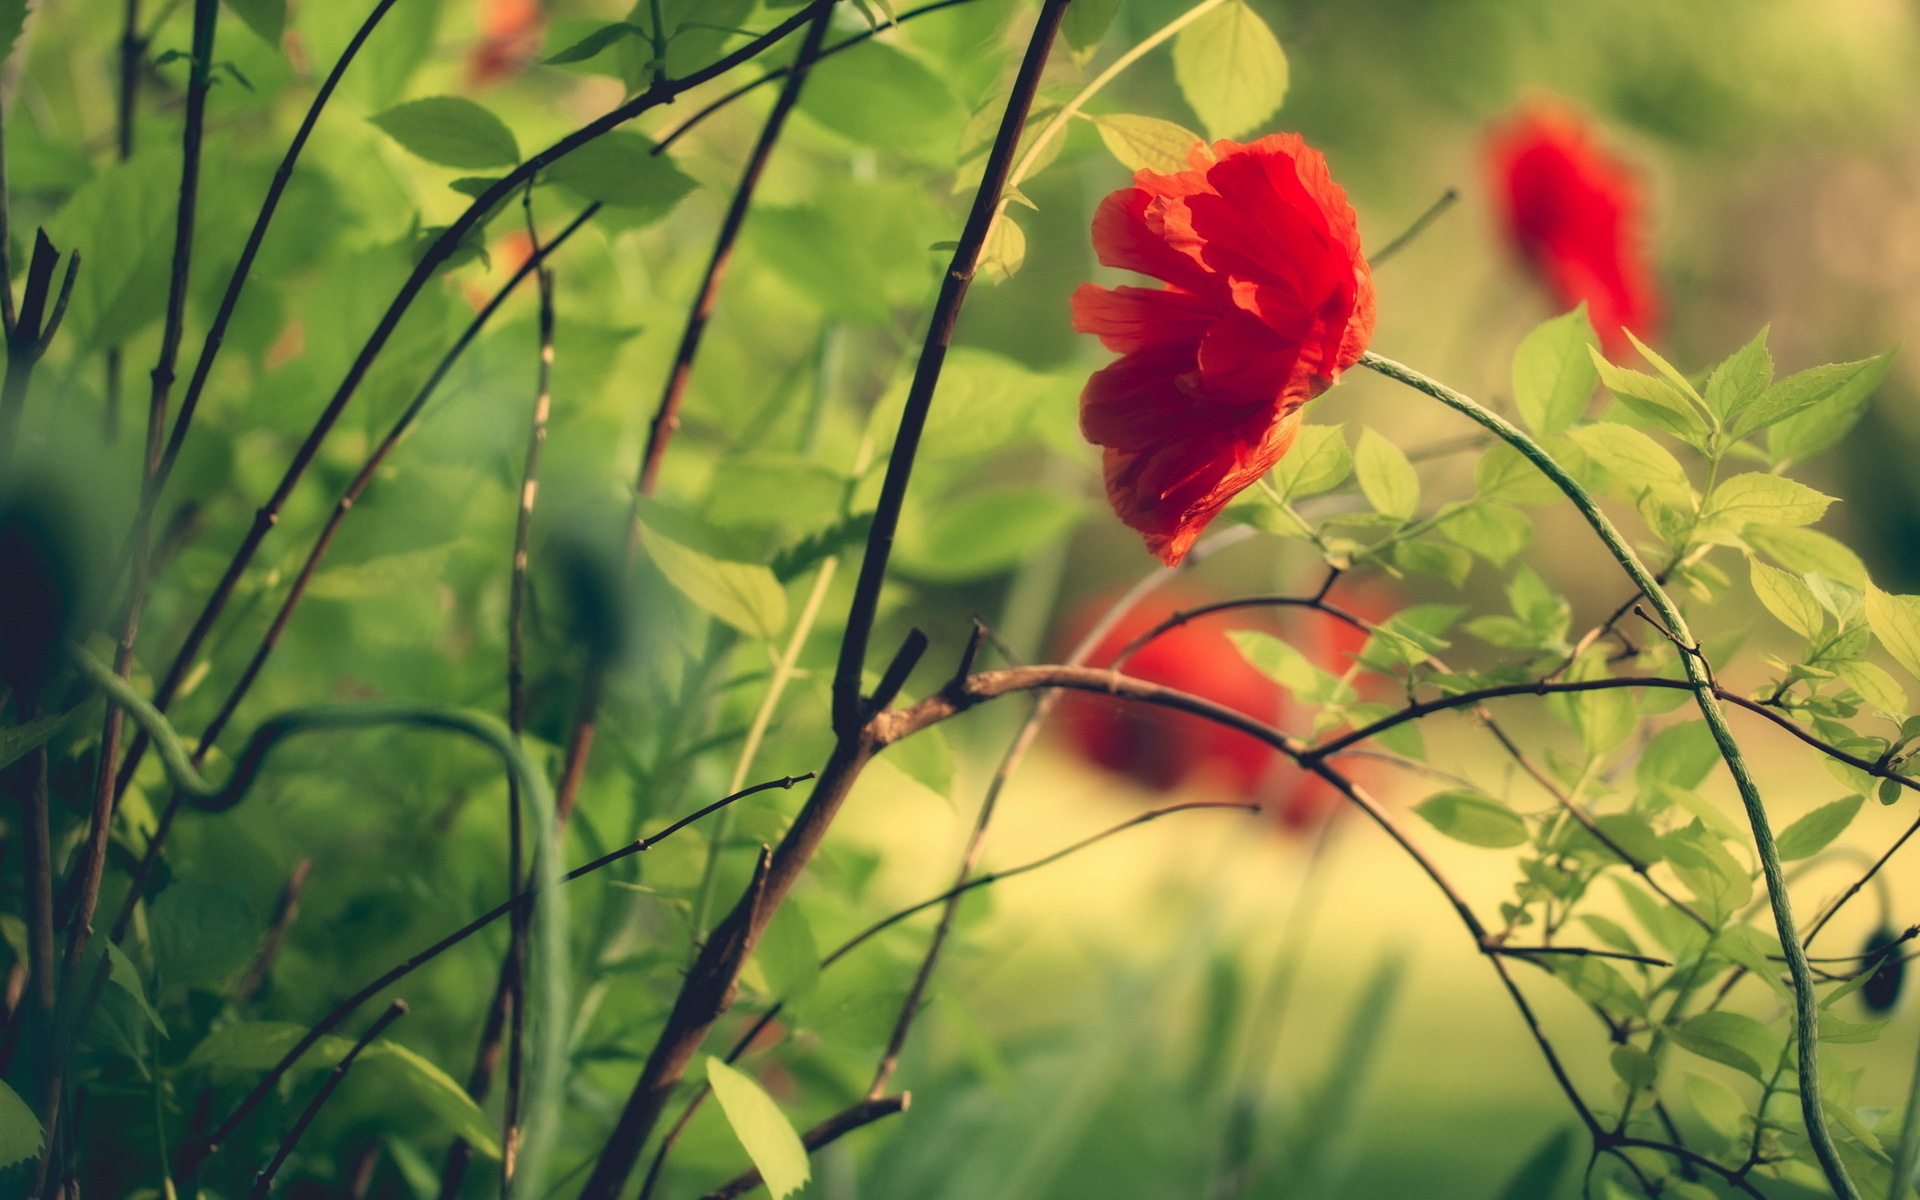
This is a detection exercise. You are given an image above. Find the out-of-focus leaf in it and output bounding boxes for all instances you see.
[1609,1047,1657,1091]
[544,21,645,64]
[884,723,954,799]
[0,710,71,771]
[1637,721,1720,792]
[0,1078,42,1169]
[1475,444,1560,506]
[370,97,520,169]
[189,1021,353,1072]
[896,487,1083,582]
[1352,427,1418,520]
[225,0,286,46]
[1745,526,1866,587]
[754,902,820,1003]
[643,528,788,641]
[1414,790,1528,848]
[1227,630,1353,705]
[1512,306,1598,435]
[1867,583,1920,680]
[1668,1011,1780,1082]
[1061,0,1120,54]
[1091,114,1204,173]
[707,1057,811,1200]
[976,213,1026,284]
[362,1042,501,1160]
[310,544,463,601]
[800,41,961,157]
[151,881,260,987]
[48,150,177,353]
[1759,350,1895,459]
[1775,794,1864,861]
[543,132,695,213]
[1438,501,1530,565]
[1172,0,1288,139]
[104,942,165,1034]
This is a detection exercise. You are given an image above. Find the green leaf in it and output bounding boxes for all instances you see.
[0,0,25,70]
[1227,630,1352,705]
[544,21,646,64]
[1668,1011,1781,1082]
[1701,472,1834,535]
[1703,327,1772,423]
[1352,427,1419,520]
[1818,1009,1885,1044]
[0,1078,41,1169]
[1438,501,1530,565]
[1270,423,1351,499]
[976,213,1026,285]
[1393,538,1472,586]
[1589,348,1708,443]
[1561,423,1691,506]
[707,1057,811,1200]
[1512,306,1599,435]
[1835,660,1907,713]
[309,543,463,601]
[1610,1045,1658,1091]
[1749,559,1825,639]
[884,723,954,798]
[1638,721,1720,792]
[370,97,520,169]
[1414,790,1528,848]
[224,0,285,46]
[897,487,1083,582]
[104,941,165,1034]
[1866,583,1920,681]
[542,131,696,212]
[189,1021,352,1073]
[643,528,789,641]
[1549,955,1646,1019]
[1091,113,1204,174]
[1758,350,1896,458]
[47,149,178,353]
[754,903,820,1003]
[1775,794,1863,861]
[1062,0,1121,53]
[1474,444,1561,506]
[363,1042,500,1160]
[151,881,261,987]
[799,41,960,157]
[1661,822,1752,916]
[1745,526,1866,588]
[0,710,71,772]
[1171,0,1288,139]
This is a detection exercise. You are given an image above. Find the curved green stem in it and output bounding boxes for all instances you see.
[69,648,571,1193]
[1359,351,1860,1200]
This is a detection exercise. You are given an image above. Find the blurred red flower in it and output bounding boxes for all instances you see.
[1055,588,1385,833]
[1071,135,1375,566]
[1488,104,1661,356]
[467,0,544,89]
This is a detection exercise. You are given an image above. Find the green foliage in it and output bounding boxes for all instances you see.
[707,1057,811,1200]
[370,96,520,168]
[1172,0,1288,139]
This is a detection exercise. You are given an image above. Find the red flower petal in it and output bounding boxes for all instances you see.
[1070,283,1221,355]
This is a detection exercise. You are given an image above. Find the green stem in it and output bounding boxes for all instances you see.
[1359,351,1860,1200]
[1890,1033,1920,1200]
[68,647,571,1194]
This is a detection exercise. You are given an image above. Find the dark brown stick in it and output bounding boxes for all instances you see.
[245,1001,407,1200]
[236,856,312,1001]
[698,1094,908,1200]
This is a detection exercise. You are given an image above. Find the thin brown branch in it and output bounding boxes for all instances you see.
[236,856,312,1002]
[246,1001,407,1200]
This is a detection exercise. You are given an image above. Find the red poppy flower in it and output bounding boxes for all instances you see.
[1071,134,1375,566]
[1055,588,1388,833]
[467,0,545,89]
[1488,104,1661,356]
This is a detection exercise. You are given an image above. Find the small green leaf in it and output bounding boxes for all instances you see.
[1062,0,1121,53]
[1775,794,1864,861]
[104,941,165,1034]
[1749,559,1824,639]
[363,1042,500,1160]
[189,1021,352,1073]
[224,0,286,46]
[1818,1009,1885,1044]
[543,132,697,212]
[1866,583,1920,681]
[1835,660,1906,713]
[1561,423,1691,506]
[1353,427,1419,520]
[0,1078,42,1169]
[1227,629,1352,704]
[1171,0,1288,139]
[370,97,520,169]
[1758,349,1896,458]
[309,544,463,601]
[1090,114,1204,174]
[897,487,1083,582]
[1701,472,1834,534]
[754,903,821,1003]
[643,528,789,642]
[885,723,954,798]
[1745,526,1866,588]
[1438,501,1530,565]
[151,881,261,987]
[1637,721,1720,792]
[1474,444,1561,506]
[1270,423,1350,499]
[1549,955,1647,1019]
[976,213,1026,284]
[1590,348,1708,442]
[1610,1045,1658,1090]
[707,1057,812,1200]
[1669,1011,1781,1082]
[544,21,646,64]
[1703,327,1772,423]
[0,710,71,772]
[1511,306,1599,435]
[1414,790,1529,848]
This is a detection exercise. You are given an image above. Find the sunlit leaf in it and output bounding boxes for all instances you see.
[976,213,1026,284]
[225,0,286,47]
[1512,306,1598,435]
[1749,558,1824,639]
[1668,1011,1780,1082]
[1703,327,1771,424]
[370,97,520,169]
[0,1078,42,1169]
[885,722,954,798]
[1091,113,1204,174]
[543,132,696,212]
[1701,472,1834,534]
[1414,790,1528,848]
[896,487,1083,582]
[363,1042,501,1160]
[1775,794,1863,861]
[1172,0,1288,139]
[1353,427,1419,520]
[643,528,789,641]
[1866,583,1920,681]
[1746,526,1866,588]
[1271,423,1351,499]
[800,41,961,157]
[1758,349,1896,458]
[1589,348,1707,443]
[707,1057,811,1200]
